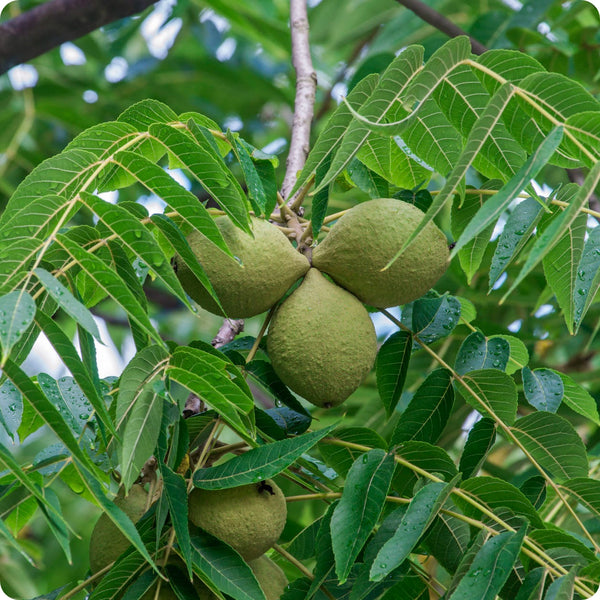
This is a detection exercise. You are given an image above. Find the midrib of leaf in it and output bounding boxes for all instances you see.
[115,358,169,430]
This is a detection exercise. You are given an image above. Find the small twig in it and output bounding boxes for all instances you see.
[280,0,317,202]
[394,0,487,55]
[211,319,245,348]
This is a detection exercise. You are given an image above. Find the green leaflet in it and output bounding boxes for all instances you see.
[193,425,336,489]
[331,449,395,583]
[370,477,458,581]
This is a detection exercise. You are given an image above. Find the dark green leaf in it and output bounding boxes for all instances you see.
[447,524,526,600]
[459,418,496,479]
[162,466,193,578]
[458,368,518,425]
[574,225,600,330]
[376,331,412,418]
[331,449,395,583]
[370,477,458,581]
[510,412,589,482]
[0,379,22,441]
[391,368,454,446]
[504,162,600,298]
[191,531,266,600]
[455,331,510,375]
[456,476,544,528]
[522,368,564,412]
[245,360,311,418]
[319,427,387,478]
[0,290,36,364]
[542,570,575,600]
[404,295,462,346]
[489,197,545,289]
[193,425,336,489]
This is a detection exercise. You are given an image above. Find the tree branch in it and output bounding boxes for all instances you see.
[211,319,244,348]
[0,0,157,75]
[280,0,317,202]
[394,0,487,55]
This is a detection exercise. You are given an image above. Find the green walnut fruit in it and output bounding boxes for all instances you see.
[89,485,149,573]
[174,216,310,318]
[267,268,377,408]
[188,480,287,560]
[249,555,288,600]
[312,198,449,307]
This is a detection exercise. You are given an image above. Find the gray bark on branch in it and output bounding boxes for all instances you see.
[0,0,157,75]
[280,0,317,203]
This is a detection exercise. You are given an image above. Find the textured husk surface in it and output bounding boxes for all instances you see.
[312,198,449,307]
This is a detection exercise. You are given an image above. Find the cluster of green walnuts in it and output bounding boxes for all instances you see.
[89,479,288,599]
[174,198,449,408]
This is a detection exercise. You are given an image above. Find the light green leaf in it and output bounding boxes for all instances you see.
[405,37,472,105]
[317,45,424,191]
[0,379,22,441]
[110,151,230,256]
[395,83,516,264]
[458,368,518,426]
[503,162,600,299]
[2,359,101,476]
[79,192,189,306]
[561,477,600,518]
[168,346,254,441]
[149,123,250,232]
[56,234,162,345]
[555,371,600,425]
[574,225,600,331]
[542,211,587,333]
[193,425,336,489]
[331,449,395,583]
[0,291,36,365]
[33,268,101,341]
[0,443,68,527]
[451,187,499,284]
[451,126,563,257]
[511,412,589,482]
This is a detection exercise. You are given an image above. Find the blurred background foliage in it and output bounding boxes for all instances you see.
[1,0,600,597]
